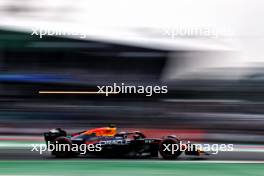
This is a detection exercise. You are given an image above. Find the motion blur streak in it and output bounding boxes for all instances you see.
[0,1,264,174]
[38,91,116,94]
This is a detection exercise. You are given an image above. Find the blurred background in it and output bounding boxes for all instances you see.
[0,0,264,161]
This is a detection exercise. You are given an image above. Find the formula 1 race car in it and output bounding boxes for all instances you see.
[44,125,203,159]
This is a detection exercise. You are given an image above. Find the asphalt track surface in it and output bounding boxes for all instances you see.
[0,148,264,175]
[0,160,263,176]
[1,148,264,161]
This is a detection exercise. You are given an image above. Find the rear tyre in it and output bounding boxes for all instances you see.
[52,137,74,158]
[159,137,182,160]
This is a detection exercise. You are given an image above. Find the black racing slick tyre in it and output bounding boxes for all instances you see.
[51,137,74,158]
[159,137,182,160]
